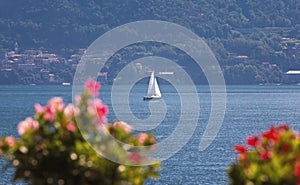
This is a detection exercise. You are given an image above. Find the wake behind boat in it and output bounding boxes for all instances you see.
[143,72,162,100]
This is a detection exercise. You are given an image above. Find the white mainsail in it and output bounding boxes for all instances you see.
[145,72,161,99]
[147,72,155,96]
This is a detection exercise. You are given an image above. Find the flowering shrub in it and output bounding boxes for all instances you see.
[228,124,300,185]
[0,79,160,185]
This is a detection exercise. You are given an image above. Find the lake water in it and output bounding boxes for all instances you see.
[1,85,300,185]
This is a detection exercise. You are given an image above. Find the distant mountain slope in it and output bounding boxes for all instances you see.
[1,0,300,84]
[0,0,299,49]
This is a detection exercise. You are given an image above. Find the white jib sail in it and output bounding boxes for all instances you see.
[153,77,161,97]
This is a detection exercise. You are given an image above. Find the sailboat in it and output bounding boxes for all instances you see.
[143,72,162,100]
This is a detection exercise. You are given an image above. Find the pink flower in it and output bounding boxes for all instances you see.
[138,133,148,144]
[64,104,80,117]
[112,121,132,134]
[129,153,141,164]
[95,100,108,117]
[18,117,40,136]
[48,97,63,106]
[94,116,108,127]
[66,123,76,132]
[75,95,81,104]
[43,109,55,122]
[88,99,108,126]
[84,78,101,96]
[34,103,44,114]
[48,97,64,112]
[296,132,300,140]
[5,136,15,147]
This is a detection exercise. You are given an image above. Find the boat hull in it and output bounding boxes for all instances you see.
[143,96,161,100]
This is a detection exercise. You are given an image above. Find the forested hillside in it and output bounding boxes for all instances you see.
[1,0,300,84]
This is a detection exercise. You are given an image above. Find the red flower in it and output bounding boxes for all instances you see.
[260,150,269,161]
[233,145,247,161]
[234,145,246,154]
[246,136,259,147]
[294,164,300,176]
[278,124,289,131]
[262,126,279,142]
[282,143,290,153]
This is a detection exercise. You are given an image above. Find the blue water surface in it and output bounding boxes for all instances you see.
[1,84,300,184]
